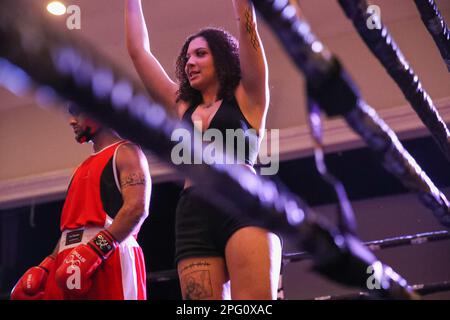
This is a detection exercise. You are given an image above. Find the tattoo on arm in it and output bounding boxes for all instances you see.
[121,172,146,188]
[244,8,260,51]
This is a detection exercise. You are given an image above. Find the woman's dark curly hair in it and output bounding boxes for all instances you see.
[175,27,241,107]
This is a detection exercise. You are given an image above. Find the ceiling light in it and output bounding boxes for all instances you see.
[47,1,66,16]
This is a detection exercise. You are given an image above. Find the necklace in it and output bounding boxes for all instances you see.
[201,99,221,109]
[202,101,215,108]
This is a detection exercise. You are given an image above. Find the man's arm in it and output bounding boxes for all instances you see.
[107,143,151,242]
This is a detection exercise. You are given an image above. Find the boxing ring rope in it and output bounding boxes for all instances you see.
[283,229,450,262]
[307,98,358,236]
[0,0,419,300]
[336,0,450,162]
[252,0,450,228]
[146,230,450,282]
[313,281,450,300]
[413,0,450,72]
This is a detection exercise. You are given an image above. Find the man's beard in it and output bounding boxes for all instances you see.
[75,126,97,143]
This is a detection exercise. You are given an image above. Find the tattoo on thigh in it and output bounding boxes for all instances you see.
[182,270,213,300]
[121,172,146,188]
[180,261,210,273]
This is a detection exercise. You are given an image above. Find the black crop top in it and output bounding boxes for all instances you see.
[181,96,259,166]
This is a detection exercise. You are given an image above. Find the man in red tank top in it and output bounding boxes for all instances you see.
[11,103,151,300]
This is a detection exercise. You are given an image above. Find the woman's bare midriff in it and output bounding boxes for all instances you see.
[183,163,256,189]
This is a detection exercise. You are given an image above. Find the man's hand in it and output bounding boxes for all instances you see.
[55,230,118,297]
[11,256,55,300]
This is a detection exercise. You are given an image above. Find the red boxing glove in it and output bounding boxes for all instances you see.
[11,256,56,300]
[55,230,118,297]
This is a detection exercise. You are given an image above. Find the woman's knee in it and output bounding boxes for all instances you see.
[225,227,282,299]
[226,227,282,265]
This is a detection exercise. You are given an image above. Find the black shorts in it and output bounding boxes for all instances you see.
[174,186,261,266]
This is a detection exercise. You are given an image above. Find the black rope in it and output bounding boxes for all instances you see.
[307,98,358,235]
[148,269,179,283]
[313,280,450,300]
[0,0,416,300]
[337,0,450,162]
[147,230,450,282]
[253,0,450,228]
[413,0,450,72]
[284,230,450,263]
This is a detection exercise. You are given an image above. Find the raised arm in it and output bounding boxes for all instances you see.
[125,0,179,116]
[107,143,151,242]
[232,0,269,113]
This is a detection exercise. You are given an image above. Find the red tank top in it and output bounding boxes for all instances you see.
[60,141,127,230]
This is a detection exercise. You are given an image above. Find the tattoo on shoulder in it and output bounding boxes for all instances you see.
[121,172,146,188]
[245,8,260,51]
